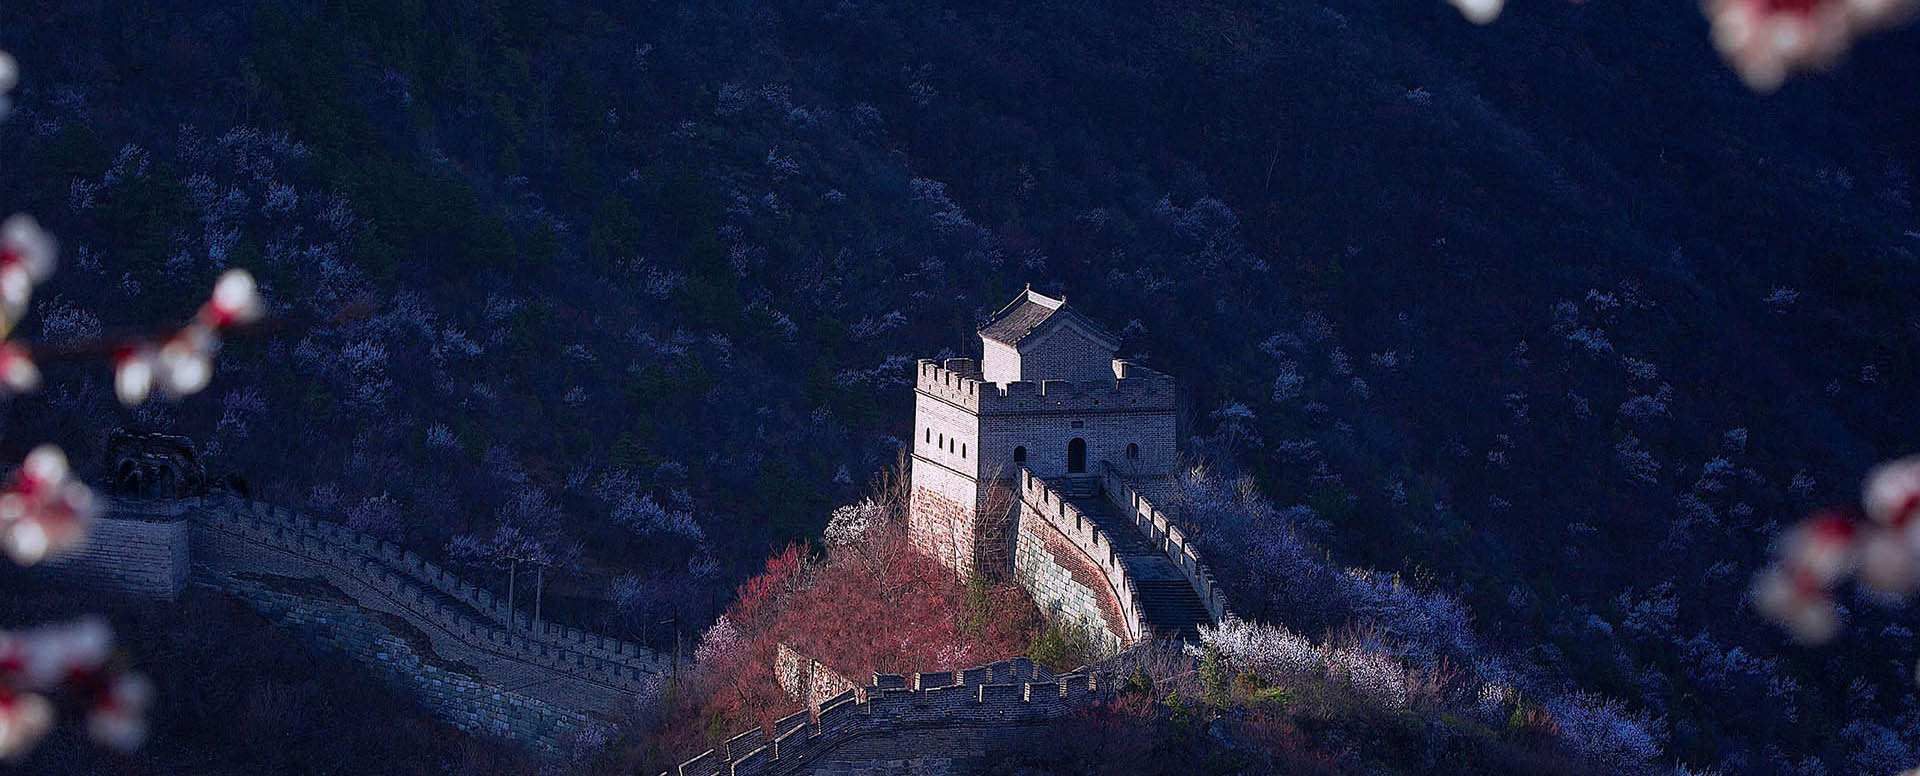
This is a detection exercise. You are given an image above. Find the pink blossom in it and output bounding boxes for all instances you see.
[1707,0,1917,90]
[0,619,151,758]
[198,268,262,329]
[1754,457,1920,644]
[0,215,56,325]
[1864,456,1920,530]
[0,445,97,566]
[113,346,156,405]
[0,344,36,395]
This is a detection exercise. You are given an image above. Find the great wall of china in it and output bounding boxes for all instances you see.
[1009,464,1227,648]
[35,289,1227,769]
[44,494,669,752]
[669,657,1115,776]
[52,493,1175,769]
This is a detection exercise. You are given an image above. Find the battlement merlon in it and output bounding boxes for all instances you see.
[915,358,985,411]
[915,358,1175,416]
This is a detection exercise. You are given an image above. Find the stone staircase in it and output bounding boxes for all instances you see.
[1055,476,1101,499]
[1065,492,1211,641]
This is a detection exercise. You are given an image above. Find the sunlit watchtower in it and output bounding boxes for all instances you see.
[907,287,1177,576]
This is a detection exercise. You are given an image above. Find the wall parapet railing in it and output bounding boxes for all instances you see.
[1095,462,1227,624]
[179,495,666,689]
[100,495,192,521]
[668,657,1094,776]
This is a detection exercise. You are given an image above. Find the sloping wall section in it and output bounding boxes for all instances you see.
[1010,466,1226,649]
[43,494,670,753]
[669,658,1103,776]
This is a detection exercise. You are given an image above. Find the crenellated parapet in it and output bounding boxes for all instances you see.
[916,358,1175,417]
[1096,463,1228,624]
[669,658,1096,776]
[203,571,605,753]
[911,288,1198,635]
[188,495,667,690]
[914,358,985,411]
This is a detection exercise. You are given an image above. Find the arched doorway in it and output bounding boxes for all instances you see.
[1068,438,1087,473]
[1013,446,1027,464]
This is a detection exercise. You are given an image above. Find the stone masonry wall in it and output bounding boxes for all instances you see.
[1097,464,1228,623]
[977,408,1174,484]
[39,500,191,599]
[775,643,861,712]
[1013,507,1125,654]
[908,483,976,577]
[45,493,674,752]
[911,357,1177,581]
[669,658,1098,776]
[1006,319,1117,384]
[189,498,666,695]
[1009,472,1144,650]
[911,359,987,576]
[912,361,982,482]
[980,338,1021,385]
[199,573,605,755]
[913,359,1176,420]
[184,497,673,752]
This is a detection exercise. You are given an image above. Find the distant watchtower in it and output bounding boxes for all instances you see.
[908,287,1178,576]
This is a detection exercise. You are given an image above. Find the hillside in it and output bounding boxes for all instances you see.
[2,1,1918,773]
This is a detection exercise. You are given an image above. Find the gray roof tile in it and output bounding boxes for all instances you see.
[979,287,1117,347]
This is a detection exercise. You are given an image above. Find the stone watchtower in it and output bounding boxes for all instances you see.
[39,430,202,599]
[908,288,1178,577]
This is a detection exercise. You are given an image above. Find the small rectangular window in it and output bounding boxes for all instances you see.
[1071,420,1085,428]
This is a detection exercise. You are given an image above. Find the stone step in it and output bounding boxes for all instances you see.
[1056,477,1100,499]
[1136,580,1210,640]
[1067,494,1212,642]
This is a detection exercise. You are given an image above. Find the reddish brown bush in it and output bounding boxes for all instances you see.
[651,506,1043,765]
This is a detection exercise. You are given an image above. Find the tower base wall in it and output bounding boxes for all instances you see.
[908,484,976,578]
[39,501,192,599]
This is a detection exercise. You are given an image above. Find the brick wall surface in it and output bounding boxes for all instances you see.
[1012,473,1148,645]
[911,352,1177,584]
[978,409,1173,484]
[912,387,980,484]
[980,338,1020,384]
[907,485,976,577]
[1012,511,1125,652]
[186,499,665,693]
[1005,320,1116,384]
[49,494,676,758]
[39,503,191,599]
[775,643,861,712]
[201,573,606,754]
[1097,467,1228,624]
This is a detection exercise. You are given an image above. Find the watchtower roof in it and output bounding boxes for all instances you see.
[979,287,1118,348]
